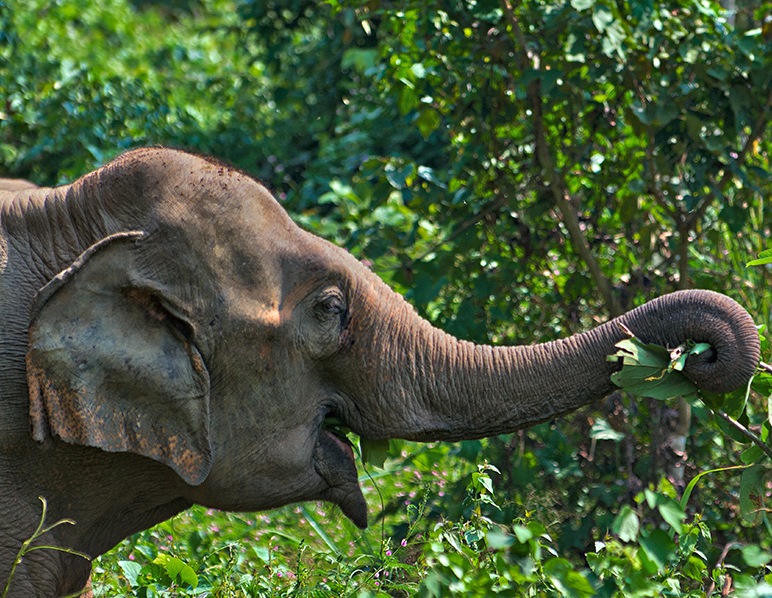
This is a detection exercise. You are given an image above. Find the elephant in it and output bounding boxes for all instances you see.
[0,178,37,192]
[0,147,760,596]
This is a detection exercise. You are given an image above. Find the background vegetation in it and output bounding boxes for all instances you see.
[1,0,770,594]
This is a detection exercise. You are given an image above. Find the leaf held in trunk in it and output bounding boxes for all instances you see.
[609,337,697,401]
[607,334,703,400]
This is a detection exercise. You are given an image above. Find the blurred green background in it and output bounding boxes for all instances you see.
[1,0,770,594]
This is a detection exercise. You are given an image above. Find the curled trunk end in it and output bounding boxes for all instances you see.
[616,290,759,394]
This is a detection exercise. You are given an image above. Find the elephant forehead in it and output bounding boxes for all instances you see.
[165,211,296,292]
[221,292,282,329]
[172,171,293,240]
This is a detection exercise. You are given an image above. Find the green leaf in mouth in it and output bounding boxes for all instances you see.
[322,416,392,469]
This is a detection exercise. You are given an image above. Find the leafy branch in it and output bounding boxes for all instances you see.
[2,497,90,598]
[499,0,622,317]
[608,326,772,463]
[713,409,772,462]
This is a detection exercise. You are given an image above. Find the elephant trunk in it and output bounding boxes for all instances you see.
[347,289,760,442]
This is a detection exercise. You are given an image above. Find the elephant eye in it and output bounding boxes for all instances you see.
[314,288,346,322]
[305,287,349,357]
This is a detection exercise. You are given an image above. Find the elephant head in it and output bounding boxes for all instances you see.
[0,148,760,594]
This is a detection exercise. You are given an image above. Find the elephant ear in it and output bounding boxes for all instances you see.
[26,232,212,486]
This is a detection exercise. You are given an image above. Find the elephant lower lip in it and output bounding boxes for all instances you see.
[323,429,355,463]
[314,428,368,528]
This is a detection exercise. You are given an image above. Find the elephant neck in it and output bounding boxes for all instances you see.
[1,181,116,289]
[0,181,116,438]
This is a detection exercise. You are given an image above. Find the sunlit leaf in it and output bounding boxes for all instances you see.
[742,544,772,568]
[361,438,391,469]
[416,106,441,139]
[543,558,595,597]
[570,0,594,10]
[658,500,685,534]
[589,418,625,441]
[153,554,198,588]
[747,249,772,267]
[740,465,768,525]
[608,336,700,400]
[612,505,639,542]
[117,560,142,587]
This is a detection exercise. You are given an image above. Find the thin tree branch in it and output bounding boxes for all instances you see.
[706,541,740,596]
[687,89,772,230]
[499,0,622,317]
[554,188,623,316]
[676,220,691,290]
[715,409,772,462]
[499,0,532,71]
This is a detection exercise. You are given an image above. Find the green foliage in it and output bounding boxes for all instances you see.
[610,325,772,532]
[90,460,772,596]
[748,249,772,267]
[0,0,271,183]
[2,0,771,593]
[608,335,710,401]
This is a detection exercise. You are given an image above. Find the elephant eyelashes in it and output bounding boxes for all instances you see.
[314,289,346,323]
[305,287,350,358]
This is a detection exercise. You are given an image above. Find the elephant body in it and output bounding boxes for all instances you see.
[0,149,760,595]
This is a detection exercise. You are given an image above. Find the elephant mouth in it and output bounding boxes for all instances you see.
[323,426,355,462]
[322,413,356,461]
[313,411,368,528]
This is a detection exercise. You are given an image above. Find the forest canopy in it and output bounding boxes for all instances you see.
[1,0,770,595]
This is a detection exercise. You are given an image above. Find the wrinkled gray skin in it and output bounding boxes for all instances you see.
[0,149,760,595]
